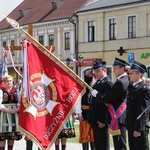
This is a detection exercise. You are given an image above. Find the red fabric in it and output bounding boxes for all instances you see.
[19,42,84,150]
[1,86,17,93]
[73,59,80,66]
[108,101,126,131]
[0,79,4,87]
[108,104,118,130]
[1,86,17,103]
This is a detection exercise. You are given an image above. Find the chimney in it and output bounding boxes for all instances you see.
[19,8,31,17]
[19,10,24,17]
[52,1,57,9]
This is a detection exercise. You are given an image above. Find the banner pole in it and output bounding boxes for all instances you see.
[6,17,93,91]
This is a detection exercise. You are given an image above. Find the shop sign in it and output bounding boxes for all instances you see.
[141,53,150,59]
[82,58,101,66]
[128,53,134,63]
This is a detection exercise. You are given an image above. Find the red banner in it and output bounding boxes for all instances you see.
[18,41,85,150]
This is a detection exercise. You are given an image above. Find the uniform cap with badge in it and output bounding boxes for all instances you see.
[130,61,147,74]
[93,61,106,71]
[112,57,129,67]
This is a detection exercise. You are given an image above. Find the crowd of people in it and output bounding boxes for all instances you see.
[0,57,150,150]
[76,57,150,150]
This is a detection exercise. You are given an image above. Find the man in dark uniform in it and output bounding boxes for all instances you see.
[91,58,130,150]
[126,61,150,150]
[88,61,113,150]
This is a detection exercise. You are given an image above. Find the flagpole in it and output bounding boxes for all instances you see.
[6,17,93,91]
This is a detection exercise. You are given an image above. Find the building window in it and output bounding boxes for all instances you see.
[64,32,70,50]
[88,21,95,42]
[2,41,6,48]
[39,36,44,45]
[109,18,116,40]
[49,34,54,46]
[128,16,136,38]
[11,40,15,46]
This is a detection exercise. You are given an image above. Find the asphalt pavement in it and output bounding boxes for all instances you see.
[10,119,114,150]
[12,137,114,150]
[12,138,83,150]
[10,120,114,150]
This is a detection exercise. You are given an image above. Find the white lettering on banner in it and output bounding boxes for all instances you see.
[66,87,78,103]
[44,109,65,140]
[63,104,68,108]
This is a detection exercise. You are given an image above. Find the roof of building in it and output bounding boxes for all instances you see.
[0,0,88,30]
[42,0,88,21]
[77,0,150,13]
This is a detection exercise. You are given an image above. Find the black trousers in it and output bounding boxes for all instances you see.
[128,127,149,150]
[113,123,126,150]
[92,124,110,150]
[26,140,40,150]
[26,140,33,150]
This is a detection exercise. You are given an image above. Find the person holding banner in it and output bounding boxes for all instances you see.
[0,75,22,150]
[88,61,113,150]
[91,58,130,150]
[126,61,150,150]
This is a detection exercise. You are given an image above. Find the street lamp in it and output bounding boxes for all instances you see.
[78,55,83,76]
[78,55,83,66]
[66,58,71,67]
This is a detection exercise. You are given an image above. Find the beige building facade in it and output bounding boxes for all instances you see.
[77,1,150,81]
[0,20,76,82]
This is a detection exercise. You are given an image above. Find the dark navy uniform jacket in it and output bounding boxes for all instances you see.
[126,80,150,132]
[95,74,129,124]
[88,76,113,125]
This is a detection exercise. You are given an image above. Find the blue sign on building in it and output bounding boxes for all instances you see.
[128,53,134,63]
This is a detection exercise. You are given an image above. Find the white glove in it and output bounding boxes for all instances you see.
[91,90,98,97]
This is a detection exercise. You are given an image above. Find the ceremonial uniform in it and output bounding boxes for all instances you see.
[91,58,130,150]
[57,115,75,139]
[88,75,113,150]
[0,75,22,150]
[0,87,22,141]
[87,61,113,150]
[126,61,150,150]
[55,115,75,150]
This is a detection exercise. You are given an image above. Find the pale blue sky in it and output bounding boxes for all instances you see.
[0,0,24,21]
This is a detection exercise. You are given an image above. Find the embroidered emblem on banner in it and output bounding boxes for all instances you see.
[30,81,50,109]
[23,73,59,119]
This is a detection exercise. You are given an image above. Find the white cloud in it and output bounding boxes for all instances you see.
[0,0,24,21]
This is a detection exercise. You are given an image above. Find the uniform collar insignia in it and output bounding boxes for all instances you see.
[101,80,105,83]
[134,84,139,88]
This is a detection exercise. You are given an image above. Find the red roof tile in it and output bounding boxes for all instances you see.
[0,0,88,30]
[42,0,88,21]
